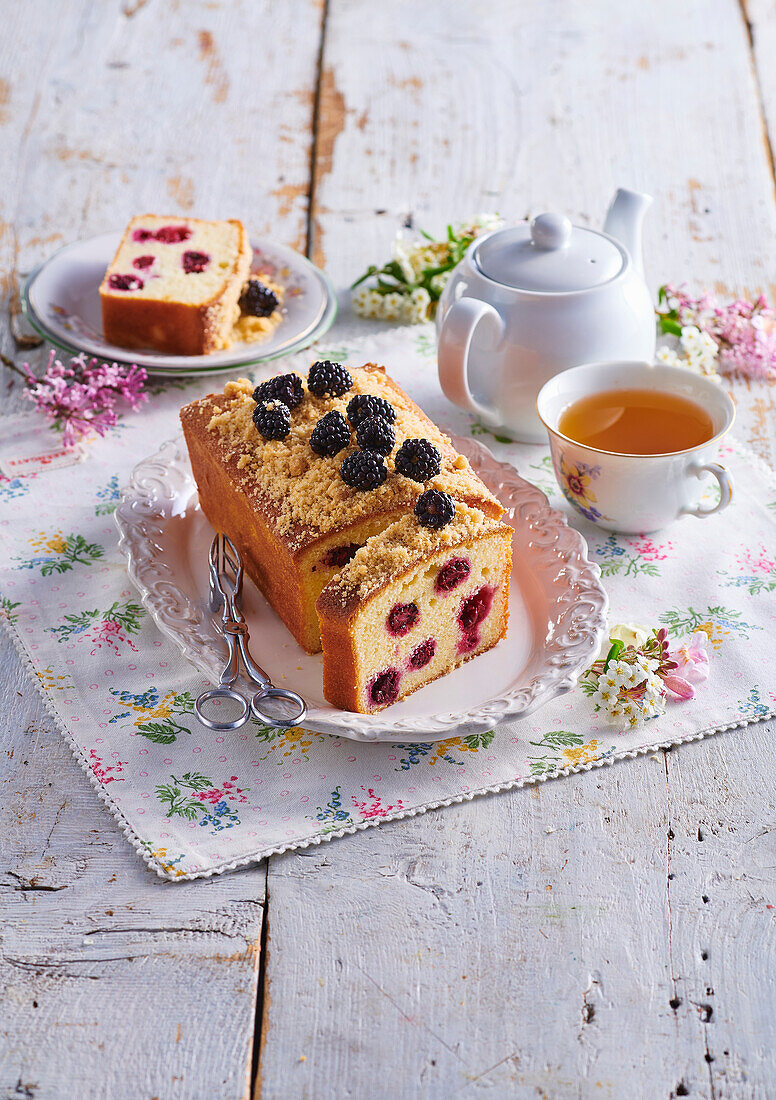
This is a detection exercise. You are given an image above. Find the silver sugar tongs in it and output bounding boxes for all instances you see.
[194,533,307,731]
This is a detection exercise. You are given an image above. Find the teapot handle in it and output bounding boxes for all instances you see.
[437,298,505,427]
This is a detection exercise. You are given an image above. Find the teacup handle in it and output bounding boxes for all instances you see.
[438,297,505,427]
[683,462,733,518]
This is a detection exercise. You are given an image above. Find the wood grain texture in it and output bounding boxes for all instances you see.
[257,1,776,1097]
[0,1,323,1097]
[0,645,266,1100]
[258,730,776,1097]
[311,0,776,296]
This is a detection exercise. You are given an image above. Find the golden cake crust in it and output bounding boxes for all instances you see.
[100,215,251,355]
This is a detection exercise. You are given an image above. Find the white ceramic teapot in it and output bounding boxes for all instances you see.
[436,189,656,443]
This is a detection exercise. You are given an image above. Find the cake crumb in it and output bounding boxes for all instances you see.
[453,455,467,469]
[224,378,253,398]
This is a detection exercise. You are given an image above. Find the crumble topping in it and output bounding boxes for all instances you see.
[323,504,509,603]
[189,363,501,550]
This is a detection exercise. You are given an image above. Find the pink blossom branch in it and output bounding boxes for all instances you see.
[3,350,147,448]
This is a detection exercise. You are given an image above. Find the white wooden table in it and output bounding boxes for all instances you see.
[2,3,776,1097]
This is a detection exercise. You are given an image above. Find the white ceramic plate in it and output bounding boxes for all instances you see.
[22,231,337,375]
[115,434,608,742]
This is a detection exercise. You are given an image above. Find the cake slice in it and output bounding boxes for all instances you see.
[316,501,512,713]
[100,215,251,355]
[180,363,504,653]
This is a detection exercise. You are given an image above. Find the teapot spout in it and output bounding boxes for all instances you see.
[603,188,652,277]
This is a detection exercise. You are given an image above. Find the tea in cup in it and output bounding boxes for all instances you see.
[536,361,735,533]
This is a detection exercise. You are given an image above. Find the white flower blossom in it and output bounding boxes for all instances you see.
[406,287,431,323]
[657,325,721,381]
[380,292,405,321]
[352,286,386,319]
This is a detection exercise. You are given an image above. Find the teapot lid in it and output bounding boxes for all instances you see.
[473,213,624,293]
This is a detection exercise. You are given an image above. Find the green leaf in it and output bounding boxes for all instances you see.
[135,722,178,744]
[542,730,584,747]
[180,772,213,790]
[529,757,560,776]
[603,641,624,670]
[462,730,495,751]
[659,316,683,337]
[172,692,195,714]
[350,265,378,289]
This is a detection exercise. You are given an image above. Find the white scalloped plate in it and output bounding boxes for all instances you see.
[115,434,608,742]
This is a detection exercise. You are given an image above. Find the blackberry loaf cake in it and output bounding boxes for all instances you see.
[100,215,251,355]
[180,362,505,657]
[317,498,512,713]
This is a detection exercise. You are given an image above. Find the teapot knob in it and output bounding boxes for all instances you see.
[530,213,572,251]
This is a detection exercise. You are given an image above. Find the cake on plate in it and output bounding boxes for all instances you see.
[178,356,510,708]
[317,500,512,713]
[100,215,251,355]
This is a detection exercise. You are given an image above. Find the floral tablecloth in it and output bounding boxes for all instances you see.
[1,327,775,879]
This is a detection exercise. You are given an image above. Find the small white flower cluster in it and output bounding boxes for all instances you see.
[351,285,431,323]
[591,657,666,728]
[353,213,503,324]
[656,325,720,380]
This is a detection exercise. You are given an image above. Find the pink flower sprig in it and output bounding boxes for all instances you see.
[658,284,776,380]
[4,351,147,448]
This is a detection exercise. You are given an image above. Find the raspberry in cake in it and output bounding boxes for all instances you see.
[100,215,251,355]
[316,505,512,713]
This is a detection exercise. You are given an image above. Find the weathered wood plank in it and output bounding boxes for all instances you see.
[741,0,776,207]
[0,633,266,1100]
[0,1,324,1096]
[310,0,776,296]
[257,1,776,1096]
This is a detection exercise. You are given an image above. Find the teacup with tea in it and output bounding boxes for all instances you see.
[536,361,735,532]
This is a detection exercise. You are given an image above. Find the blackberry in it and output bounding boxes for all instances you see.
[239,279,279,318]
[356,415,395,456]
[415,489,455,529]
[252,399,291,440]
[340,449,387,491]
[307,360,353,397]
[394,438,442,482]
[346,393,396,428]
[310,410,351,457]
[253,373,304,409]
